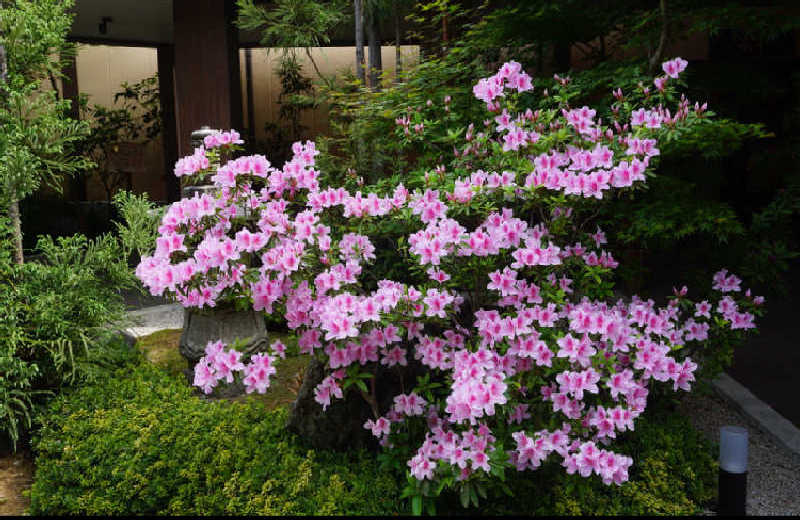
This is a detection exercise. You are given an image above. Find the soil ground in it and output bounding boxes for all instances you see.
[0,450,33,516]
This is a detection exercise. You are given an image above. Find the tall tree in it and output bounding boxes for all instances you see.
[0,0,91,264]
[354,0,365,84]
[236,0,345,83]
[365,1,383,90]
[393,0,402,79]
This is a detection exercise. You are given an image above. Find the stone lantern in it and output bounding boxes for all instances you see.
[181,126,219,200]
[177,126,269,396]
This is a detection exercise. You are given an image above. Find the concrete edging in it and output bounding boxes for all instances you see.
[713,372,800,457]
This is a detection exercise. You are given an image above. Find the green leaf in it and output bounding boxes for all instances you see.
[459,483,470,509]
[412,495,422,516]
[469,483,479,507]
[354,379,369,394]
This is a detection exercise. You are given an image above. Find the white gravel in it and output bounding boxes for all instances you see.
[679,391,800,515]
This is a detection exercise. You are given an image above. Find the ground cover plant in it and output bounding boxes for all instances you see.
[29,345,401,516]
[134,58,762,512]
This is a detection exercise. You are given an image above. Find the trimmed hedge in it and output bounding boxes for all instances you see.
[29,357,401,515]
[29,350,717,516]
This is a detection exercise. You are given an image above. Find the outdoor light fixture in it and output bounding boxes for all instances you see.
[719,425,748,516]
[98,17,112,35]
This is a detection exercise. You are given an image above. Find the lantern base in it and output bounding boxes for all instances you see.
[718,469,747,516]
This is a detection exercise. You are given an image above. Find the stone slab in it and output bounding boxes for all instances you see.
[125,303,184,338]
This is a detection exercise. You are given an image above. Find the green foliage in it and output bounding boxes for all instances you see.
[235,0,346,81]
[111,189,162,260]
[434,406,716,516]
[318,48,488,187]
[0,0,92,205]
[0,231,129,449]
[29,357,402,515]
[606,176,746,248]
[738,175,800,294]
[0,190,159,450]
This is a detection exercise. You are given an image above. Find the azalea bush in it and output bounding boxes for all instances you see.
[136,58,762,510]
[320,42,774,296]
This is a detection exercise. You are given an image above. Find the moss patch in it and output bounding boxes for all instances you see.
[229,355,309,410]
[134,329,309,411]
[135,329,185,376]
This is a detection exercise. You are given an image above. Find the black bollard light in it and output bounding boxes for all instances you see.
[719,425,748,516]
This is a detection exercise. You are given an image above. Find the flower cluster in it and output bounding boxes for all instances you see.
[193,340,277,395]
[472,60,533,110]
[203,129,244,149]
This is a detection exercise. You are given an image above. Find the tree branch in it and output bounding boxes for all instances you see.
[648,0,668,74]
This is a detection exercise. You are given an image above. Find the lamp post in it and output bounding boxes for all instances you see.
[719,425,748,516]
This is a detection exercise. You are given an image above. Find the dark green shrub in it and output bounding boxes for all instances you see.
[29,357,403,516]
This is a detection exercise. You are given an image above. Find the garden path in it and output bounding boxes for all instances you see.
[0,451,33,516]
[681,391,800,515]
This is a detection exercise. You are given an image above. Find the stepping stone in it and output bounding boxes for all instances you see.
[124,303,184,340]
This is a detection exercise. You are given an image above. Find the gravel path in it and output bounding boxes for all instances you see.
[679,391,800,516]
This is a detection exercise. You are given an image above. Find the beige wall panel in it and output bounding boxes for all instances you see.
[75,45,166,201]
[240,45,420,155]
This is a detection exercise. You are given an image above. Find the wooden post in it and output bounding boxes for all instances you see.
[172,0,242,157]
[354,0,365,84]
[61,54,87,202]
[157,44,180,202]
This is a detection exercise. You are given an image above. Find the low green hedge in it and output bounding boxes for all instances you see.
[30,349,717,516]
[29,357,401,515]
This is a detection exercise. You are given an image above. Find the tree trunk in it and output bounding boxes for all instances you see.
[8,199,23,265]
[648,0,668,74]
[287,356,428,451]
[354,0,365,85]
[365,4,382,91]
[393,0,402,80]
